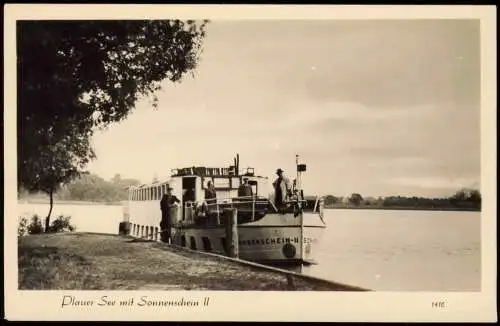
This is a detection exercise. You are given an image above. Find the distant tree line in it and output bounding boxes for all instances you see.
[18,174,141,203]
[323,188,481,211]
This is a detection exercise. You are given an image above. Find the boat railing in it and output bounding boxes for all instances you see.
[204,195,274,217]
[203,195,312,215]
[181,194,323,225]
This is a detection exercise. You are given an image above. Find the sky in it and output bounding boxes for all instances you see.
[86,19,481,198]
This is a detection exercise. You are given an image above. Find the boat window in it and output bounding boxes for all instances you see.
[150,187,153,201]
[220,237,227,254]
[181,235,186,247]
[202,177,213,189]
[213,177,230,188]
[182,177,197,202]
[231,177,240,189]
[202,237,212,251]
[157,186,161,199]
[190,237,197,250]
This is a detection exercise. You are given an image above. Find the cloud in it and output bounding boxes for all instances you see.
[87,20,480,197]
[290,20,480,108]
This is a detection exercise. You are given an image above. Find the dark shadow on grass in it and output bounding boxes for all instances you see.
[18,245,95,290]
[127,238,157,243]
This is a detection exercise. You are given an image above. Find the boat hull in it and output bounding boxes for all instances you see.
[171,212,325,265]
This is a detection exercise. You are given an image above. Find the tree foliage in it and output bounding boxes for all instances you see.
[18,20,208,186]
[64,173,140,202]
[348,193,364,206]
[20,127,95,230]
[17,20,208,225]
[323,195,339,206]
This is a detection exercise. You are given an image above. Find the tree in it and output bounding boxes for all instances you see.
[111,174,122,184]
[468,189,481,207]
[21,128,94,231]
[323,195,338,206]
[17,20,208,211]
[450,188,481,209]
[348,193,364,206]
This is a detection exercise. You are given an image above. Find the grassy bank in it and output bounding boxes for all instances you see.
[18,233,366,291]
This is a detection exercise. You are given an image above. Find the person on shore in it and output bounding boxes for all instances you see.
[160,186,180,243]
[273,168,291,209]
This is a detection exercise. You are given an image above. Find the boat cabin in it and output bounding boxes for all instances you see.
[169,165,267,204]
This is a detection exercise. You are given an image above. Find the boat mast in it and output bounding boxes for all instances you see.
[296,154,301,195]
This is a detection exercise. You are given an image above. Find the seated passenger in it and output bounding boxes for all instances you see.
[205,181,217,202]
[238,178,253,198]
[202,181,217,215]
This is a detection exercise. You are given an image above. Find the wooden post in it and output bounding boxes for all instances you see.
[224,208,239,258]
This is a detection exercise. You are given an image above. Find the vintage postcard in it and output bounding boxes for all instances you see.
[4,4,497,322]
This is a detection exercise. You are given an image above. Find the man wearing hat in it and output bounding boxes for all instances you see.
[273,168,291,209]
[160,185,180,243]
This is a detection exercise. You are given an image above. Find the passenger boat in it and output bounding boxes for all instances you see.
[124,154,326,266]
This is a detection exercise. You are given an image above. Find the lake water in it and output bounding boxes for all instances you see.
[299,209,481,292]
[18,203,481,291]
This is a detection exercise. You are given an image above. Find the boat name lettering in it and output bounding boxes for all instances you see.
[238,237,313,246]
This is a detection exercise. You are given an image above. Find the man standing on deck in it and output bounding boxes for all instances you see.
[160,186,180,244]
[273,168,291,210]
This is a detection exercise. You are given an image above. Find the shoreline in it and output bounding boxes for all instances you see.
[18,200,480,212]
[324,205,481,212]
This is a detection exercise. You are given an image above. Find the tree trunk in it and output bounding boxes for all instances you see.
[45,188,54,232]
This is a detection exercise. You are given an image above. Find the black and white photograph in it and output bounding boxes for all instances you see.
[4,4,496,322]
